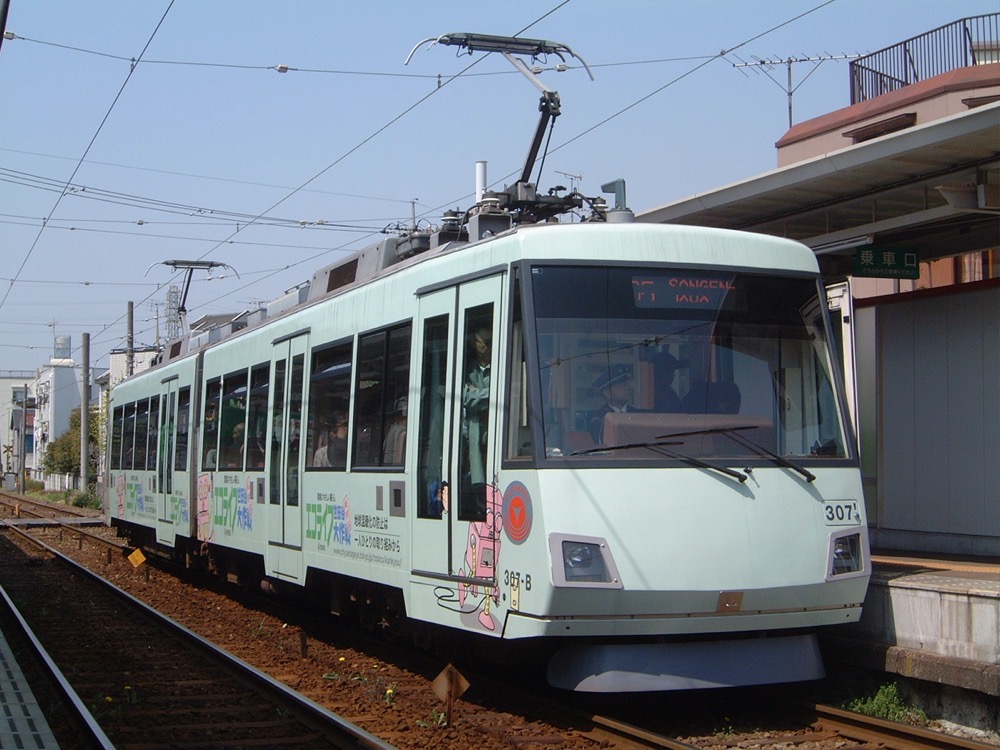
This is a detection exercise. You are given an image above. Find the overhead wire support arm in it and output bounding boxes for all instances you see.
[145,259,240,323]
[406,32,594,189]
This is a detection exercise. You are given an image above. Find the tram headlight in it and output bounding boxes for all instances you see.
[830,533,862,576]
[549,535,622,587]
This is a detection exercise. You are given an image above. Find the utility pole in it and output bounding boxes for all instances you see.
[19,382,26,491]
[80,332,90,492]
[731,53,857,129]
[127,301,135,377]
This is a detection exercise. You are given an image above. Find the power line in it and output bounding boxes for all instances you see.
[0,0,177,314]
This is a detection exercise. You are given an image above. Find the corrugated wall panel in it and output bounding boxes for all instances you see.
[877,284,999,550]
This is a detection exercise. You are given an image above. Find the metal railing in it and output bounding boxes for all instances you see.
[850,13,999,104]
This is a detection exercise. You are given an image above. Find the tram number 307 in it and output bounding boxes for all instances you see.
[823,500,861,525]
[504,570,533,591]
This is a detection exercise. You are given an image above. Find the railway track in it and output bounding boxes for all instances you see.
[1,495,993,749]
[0,519,394,750]
[0,490,100,519]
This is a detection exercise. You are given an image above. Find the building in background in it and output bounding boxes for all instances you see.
[641,14,999,557]
[107,345,160,387]
[0,374,35,490]
[32,336,84,489]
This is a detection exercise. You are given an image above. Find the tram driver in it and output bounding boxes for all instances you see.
[588,364,647,443]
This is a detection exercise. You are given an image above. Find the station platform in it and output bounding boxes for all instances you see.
[0,616,59,749]
[823,552,1000,698]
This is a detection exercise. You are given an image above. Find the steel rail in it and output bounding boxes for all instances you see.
[812,702,995,750]
[0,519,398,750]
[0,580,116,749]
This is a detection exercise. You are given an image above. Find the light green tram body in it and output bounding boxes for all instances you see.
[108,222,869,690]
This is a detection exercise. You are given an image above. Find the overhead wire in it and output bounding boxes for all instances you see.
[57,1,576,366]
[430,0,841,217]
[174,0,575,321]
[0,0,178,315]
[7,0,840,368]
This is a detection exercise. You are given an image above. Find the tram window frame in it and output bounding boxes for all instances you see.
[174,387,191,472]
[122,402,137,470]
[416,314,449,518]
[111,405,125,470]
[306,340,353,471]
[202,378,222,470]
[245,365,269,471]
[218,370,249,470]
[134,400,150,470]
[458,304,494,522]
[352,323,412,469]
[146,395,160,471]
[505,269,533,461]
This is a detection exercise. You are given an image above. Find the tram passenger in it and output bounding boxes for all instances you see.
[313,412,348,469]
[681,380,742,415]
[649,350,684,412]
[588,364,646,443]
[382,398,407,465]
[427,479,449,517]
[462,327,491,517]
[220,422,245,469]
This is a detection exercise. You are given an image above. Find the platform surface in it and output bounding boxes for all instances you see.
[831,552,1000,696]
[0,625,59,749]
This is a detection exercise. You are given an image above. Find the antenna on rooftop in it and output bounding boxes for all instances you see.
[731,53,859,128]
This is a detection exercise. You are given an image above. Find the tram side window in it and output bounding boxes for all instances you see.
[506,271,533,460]
[161,392,174,493]
[146,396,160,471]
[458,304,493,522]
[174,387,190,471]
[417,315,449,518]
[307,342,352,471]
[245,366,269,471]
[110,406,124,470]
[122,402,137,470]
[219,370,248,470]
[352,324,412,468]
[133,399,149,470]
[202,378,222,470]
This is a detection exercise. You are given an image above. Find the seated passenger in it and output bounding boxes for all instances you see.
[382,398,408,465]
[588,364,646,442]
[220,422,245,469]
[649,350,685,412]
[313,412,348,469]
[681,380,742,414]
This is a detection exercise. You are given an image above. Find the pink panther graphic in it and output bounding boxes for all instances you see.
[115,475,126,518]
[458,484,503,630]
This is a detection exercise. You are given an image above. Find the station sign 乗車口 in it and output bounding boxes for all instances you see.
[852,246,920,279]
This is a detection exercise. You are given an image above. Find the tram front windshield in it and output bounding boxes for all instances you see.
[529,265,849,462]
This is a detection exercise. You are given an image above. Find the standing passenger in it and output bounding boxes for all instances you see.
[462,327,491,516]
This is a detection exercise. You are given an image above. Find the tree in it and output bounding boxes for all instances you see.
[41,406,99,477]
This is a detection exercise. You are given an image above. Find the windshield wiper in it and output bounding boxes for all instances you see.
[573,440,748,483]
[656,426,816,483]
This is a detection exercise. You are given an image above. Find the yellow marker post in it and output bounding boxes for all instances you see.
[127,548,147,568]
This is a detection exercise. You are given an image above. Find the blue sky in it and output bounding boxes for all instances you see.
[1,1,995,373]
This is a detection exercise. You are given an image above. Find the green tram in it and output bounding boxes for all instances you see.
[106,216,870,691]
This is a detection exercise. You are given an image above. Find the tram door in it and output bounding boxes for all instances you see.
[155,377,178,546]
[411,274,504,584]
[266,332,308,581]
